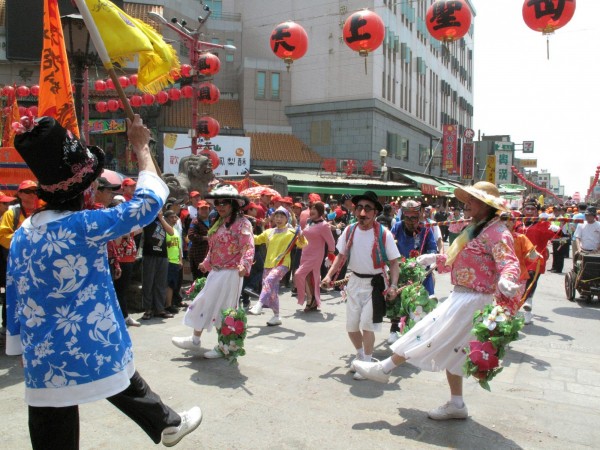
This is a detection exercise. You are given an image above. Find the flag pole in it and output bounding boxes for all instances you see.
[72,0,162,175]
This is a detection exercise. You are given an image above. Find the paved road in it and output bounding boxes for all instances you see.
[2,256,600,449]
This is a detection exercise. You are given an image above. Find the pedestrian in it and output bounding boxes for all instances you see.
[172,184,255,358]
[294,201,336,311]
[573,206,600,254]
[353,182,520,420]
[6,115,201,449]
[321,191,400,381]
[0,190,16,334]
[187,199,212,282]
[164,210,184,314]
[248,206,306,326]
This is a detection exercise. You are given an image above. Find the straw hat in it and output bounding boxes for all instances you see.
[454,181,509,212]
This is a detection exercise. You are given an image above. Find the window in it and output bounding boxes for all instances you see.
[387,132,409,161]
[256,71,266,99]
[225,39,234,62]
[310,121,331,146]
[271,72,280,99]
[211,38,220,45]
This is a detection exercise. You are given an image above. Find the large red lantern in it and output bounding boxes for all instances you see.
[270,21,308,70]
[129,74,138,87]
[343,10,385,55]
[142,93,155,106]
[27,106,38,116]
[130,95,143,108]
[17,85,30,97]
[168,88,181,101]
[197,82,220,104]
[426,0,472,42]
[106,78,115,90]
[18,106,27,116]
[156,91,169,105]
[107,99,119,112]
[180,64,193,78]
[197,53,221,76]
[523,0,576,34]
[94,79,106,91]
[196,116,220,139]
[30,85,40,96]
[96,101,108,113]
[200,148,220,170]
[118,76,130,88]
[181,85,194,99]
[3,85,15,97]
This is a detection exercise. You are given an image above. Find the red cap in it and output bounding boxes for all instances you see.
[280,196,293,205]
[293,202,303,209]
[260,189,274,196]
[121,178,136,187]
[18,180,37,191]
[334,207,344,219]
[308,193,321,203]
[245,202,259,210]
[190,191,201,198]
[271,195,283,203]
[0,191,16,203]
[196,200,210,208]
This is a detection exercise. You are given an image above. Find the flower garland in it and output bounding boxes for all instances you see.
[184,277,207,300]
[216,308,247,364]
[386,257,438,335]
[463,304,524,391]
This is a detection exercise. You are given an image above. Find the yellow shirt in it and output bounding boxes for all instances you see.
[0,207,25,249]
[254,227,306,268]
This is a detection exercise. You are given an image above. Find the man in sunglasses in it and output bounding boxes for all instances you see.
[322,191,400,380]
[386,200,438,344]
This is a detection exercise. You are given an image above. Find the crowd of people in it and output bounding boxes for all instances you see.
[2,116,600,447]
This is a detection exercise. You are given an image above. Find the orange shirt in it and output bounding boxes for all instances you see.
[512,232,537,281]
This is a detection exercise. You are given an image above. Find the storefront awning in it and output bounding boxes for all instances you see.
[287,184,421,197]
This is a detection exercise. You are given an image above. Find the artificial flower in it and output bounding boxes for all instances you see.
[468,340,499,371]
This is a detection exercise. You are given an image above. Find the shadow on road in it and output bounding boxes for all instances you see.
[519,318,574,341]
[290,310,336,323]
[353,407,523,449]
[0,351,23,390]
[503,349,549,372]
[245,324,306,341]
[552,306,600,319]
[172,355,250,392]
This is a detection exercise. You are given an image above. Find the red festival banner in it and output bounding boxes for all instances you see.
[442,124,458,174]
[461,141,474,180]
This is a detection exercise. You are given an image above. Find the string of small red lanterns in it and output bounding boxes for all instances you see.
[585,165,600,200]
[510,166,560,201]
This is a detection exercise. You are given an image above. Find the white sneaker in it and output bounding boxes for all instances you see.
[427,401,468,420]
[353,360,390,383]
[523,300,532,312]
[248,303,263,315]
[171,336,201,354]
[161,406,203,447]
[387,331,400,345]
[353,371,367,380]
[203,348,222,359]
[266,315,282,326]
[125,316,141,327]
[524,311,533,325]
[349,356,361,373]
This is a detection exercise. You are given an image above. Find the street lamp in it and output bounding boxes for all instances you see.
[61,13,100,142]
[379,148,388,181]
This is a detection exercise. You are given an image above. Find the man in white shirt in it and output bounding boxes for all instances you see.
[574,206,600,253]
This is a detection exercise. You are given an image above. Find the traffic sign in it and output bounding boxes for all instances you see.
[523,141,534,153]
[494,141,514,151]
[464,128,475,140]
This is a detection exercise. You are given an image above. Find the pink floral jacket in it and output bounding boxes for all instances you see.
[202,216,255,274]
[437,218,520,309]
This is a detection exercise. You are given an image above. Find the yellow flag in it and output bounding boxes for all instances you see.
[84,0,180,93]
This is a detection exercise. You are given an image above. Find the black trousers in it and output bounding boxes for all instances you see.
[525,270,540,300]
[113,261,134,318]
[551,240,569,273]
[28,371,181,450]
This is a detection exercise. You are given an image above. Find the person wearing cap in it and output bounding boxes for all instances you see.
[574,206,600,256]
[294,201,336,312]
[521,196,562,324]
[6,115,202,448]
[187,199,212,282]
[121,177,137,201]
[570,202,588,257]
[247,206,306,326]
[0,190,16,334]
[321,191,401,381]
[164,210,184,316]
[256,189,273,222]
[387,199,438,345]
[187,190,201,220]
[549,204,570,274]
[239,202,264,307]
[423,205,444,254]
[353,182,520,421]
[172,184,255,358]
[376,203,396,230]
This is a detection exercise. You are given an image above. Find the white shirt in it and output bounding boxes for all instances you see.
[574,220,600,251]
[337,225,400,275]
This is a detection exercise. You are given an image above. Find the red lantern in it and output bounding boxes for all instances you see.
[27,105,38,116]
[196,116,220,139]
[270,21,308,69]
[18,106,27,116]
[106,78,115,90]
[30,85,40,96]
[197,82,220,104]
[117,99,125,110]
[96,101,108,113]
[181,85,194,99]
[142,93,155,105]
[170,69,182,81]
[156,91,169,104]
[94,79,106,91]
[130,95,143,108]
[180,64,193,77]
[523,0,576,34]
[129,74,138,87]
[197,53,221,76]
[168,88,181,101]
[343,10,385,55]
[426,0,472,42]
[118,76,130,88]
[16,85,30,97]
[107,99,119,112]
[200,148,220,170]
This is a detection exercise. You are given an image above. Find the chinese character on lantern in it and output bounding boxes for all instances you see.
[323,158,337,174]
[344,160,357,176]
[362,160,375,176]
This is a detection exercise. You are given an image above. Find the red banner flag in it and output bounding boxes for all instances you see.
[461,141,474,180]
[2,91,20,147]
[442,124,458,175]
[38,0,80,138]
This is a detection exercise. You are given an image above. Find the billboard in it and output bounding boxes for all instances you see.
[163,133,251,177]
[442,124,458,175]
[495,149,513,185]
[461,142,474,180]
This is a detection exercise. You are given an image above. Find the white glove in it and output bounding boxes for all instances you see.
[549,224,560,233]
[416,254,437,267]
[498,278,519,297]
[324,257,332,268]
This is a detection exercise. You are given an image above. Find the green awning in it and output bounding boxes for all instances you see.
[287,184,421,197]
[397,173,443,187]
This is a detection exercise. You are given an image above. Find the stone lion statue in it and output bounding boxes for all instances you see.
[162,154,214,201]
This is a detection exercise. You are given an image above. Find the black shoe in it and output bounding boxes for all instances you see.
[165,305,179,314]
[243,287,260,299]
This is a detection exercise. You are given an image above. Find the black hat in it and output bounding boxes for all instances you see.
[585,206,597,216]
[14,117,104,203]
[340,194,352,202]
[96,177,120,190]
[351,191,383,213]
